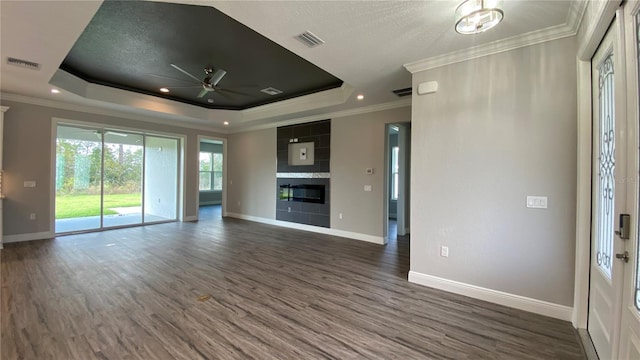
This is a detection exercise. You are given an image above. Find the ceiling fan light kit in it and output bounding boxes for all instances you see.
[455,0,503,35]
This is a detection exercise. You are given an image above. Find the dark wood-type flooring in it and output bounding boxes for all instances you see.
[2,206,585,359]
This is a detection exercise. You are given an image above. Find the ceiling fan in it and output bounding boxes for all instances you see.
[151,64,251,100]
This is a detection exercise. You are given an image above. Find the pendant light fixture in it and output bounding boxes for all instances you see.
[455,0,504,35]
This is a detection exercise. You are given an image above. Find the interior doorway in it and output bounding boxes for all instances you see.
[385,122,411,242]
[196,136,227,220]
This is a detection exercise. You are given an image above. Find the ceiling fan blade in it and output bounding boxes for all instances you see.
[164,85,202,89]
[197,88,209,98]
[210,69,227,86]
[148,73,198,84]
[170,64,203,83]
[217,88,253,97]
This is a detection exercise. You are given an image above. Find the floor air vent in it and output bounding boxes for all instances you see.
[392,87,412,97]
[296,31,325,48]
[7,57,40,71]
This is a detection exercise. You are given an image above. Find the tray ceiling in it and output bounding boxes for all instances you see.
[60,1,343,110]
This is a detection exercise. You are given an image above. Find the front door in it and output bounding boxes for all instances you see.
[588,14,628,360]
[589,4,640,359]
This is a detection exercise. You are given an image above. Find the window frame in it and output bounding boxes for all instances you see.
[199,151,223,191]
[391,146,399,201]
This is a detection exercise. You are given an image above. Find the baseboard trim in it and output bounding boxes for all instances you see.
[408,271,573,321]
[226,212,384,244]
[183,216,198,222]
[3,231,55,244]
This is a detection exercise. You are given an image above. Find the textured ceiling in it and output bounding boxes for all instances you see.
[61,1,343,110]
[0,0,581,131]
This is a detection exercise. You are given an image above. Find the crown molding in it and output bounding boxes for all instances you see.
[229,98,411,134]
[576,0,619,60]
[0,92,230,134]
[566,0,588,34]
[0,106,9,113]
[50,69,354,127]
[404,0,588,74]
[0,92,411,136]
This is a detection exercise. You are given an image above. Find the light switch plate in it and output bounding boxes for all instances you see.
[526,196,548,209]
[24,180,36,188]
[440,246,449,257]
[364,185,372,192]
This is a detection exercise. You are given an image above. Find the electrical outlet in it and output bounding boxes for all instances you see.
[288,207,291,213]
[440,246,449,258]
[339,213,343,220]
[29,213,36,220]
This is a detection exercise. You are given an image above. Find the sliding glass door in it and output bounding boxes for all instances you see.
[55,125,180,234]
[55,126,103,233]
[144,136,178,223]
[102,131,144,228]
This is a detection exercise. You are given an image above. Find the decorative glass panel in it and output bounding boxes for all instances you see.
[597,53,615,279]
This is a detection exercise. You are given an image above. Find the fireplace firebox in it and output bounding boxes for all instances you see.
[279,184,325,204]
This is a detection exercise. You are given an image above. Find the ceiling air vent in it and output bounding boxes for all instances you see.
[7,57,40,71]
[260,87,283,96]
[296,31,325,48]
[392,87,412,97]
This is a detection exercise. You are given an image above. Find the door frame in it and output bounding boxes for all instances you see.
[619,2,640,358]
[573,1,622,329]
[383,122,411,244]
[196,135,228,219]
[50,117,187,233]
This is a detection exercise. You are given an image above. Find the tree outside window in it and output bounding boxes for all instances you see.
[199,152,223,191]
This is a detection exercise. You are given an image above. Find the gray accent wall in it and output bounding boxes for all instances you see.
[276,119,331,227]
[409,36,577,306]
[1,100,225,236]
[277,120,330,173]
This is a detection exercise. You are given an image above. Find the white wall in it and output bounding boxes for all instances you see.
[227,128,277,219]
[331,107,411,237]
[409,36,578,306]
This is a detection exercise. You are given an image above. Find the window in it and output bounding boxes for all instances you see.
[199,152,223,191]
[391,146,399,200]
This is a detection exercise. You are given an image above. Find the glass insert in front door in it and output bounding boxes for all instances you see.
[597,52,616,279]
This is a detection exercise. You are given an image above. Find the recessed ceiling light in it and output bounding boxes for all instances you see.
[160,87,170,93]
[207,99,214,103]
[51,89,60,94]
[357,94,364,100]
[223,121,229,126]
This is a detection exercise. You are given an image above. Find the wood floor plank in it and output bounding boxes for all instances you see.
[2,207,585,359]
